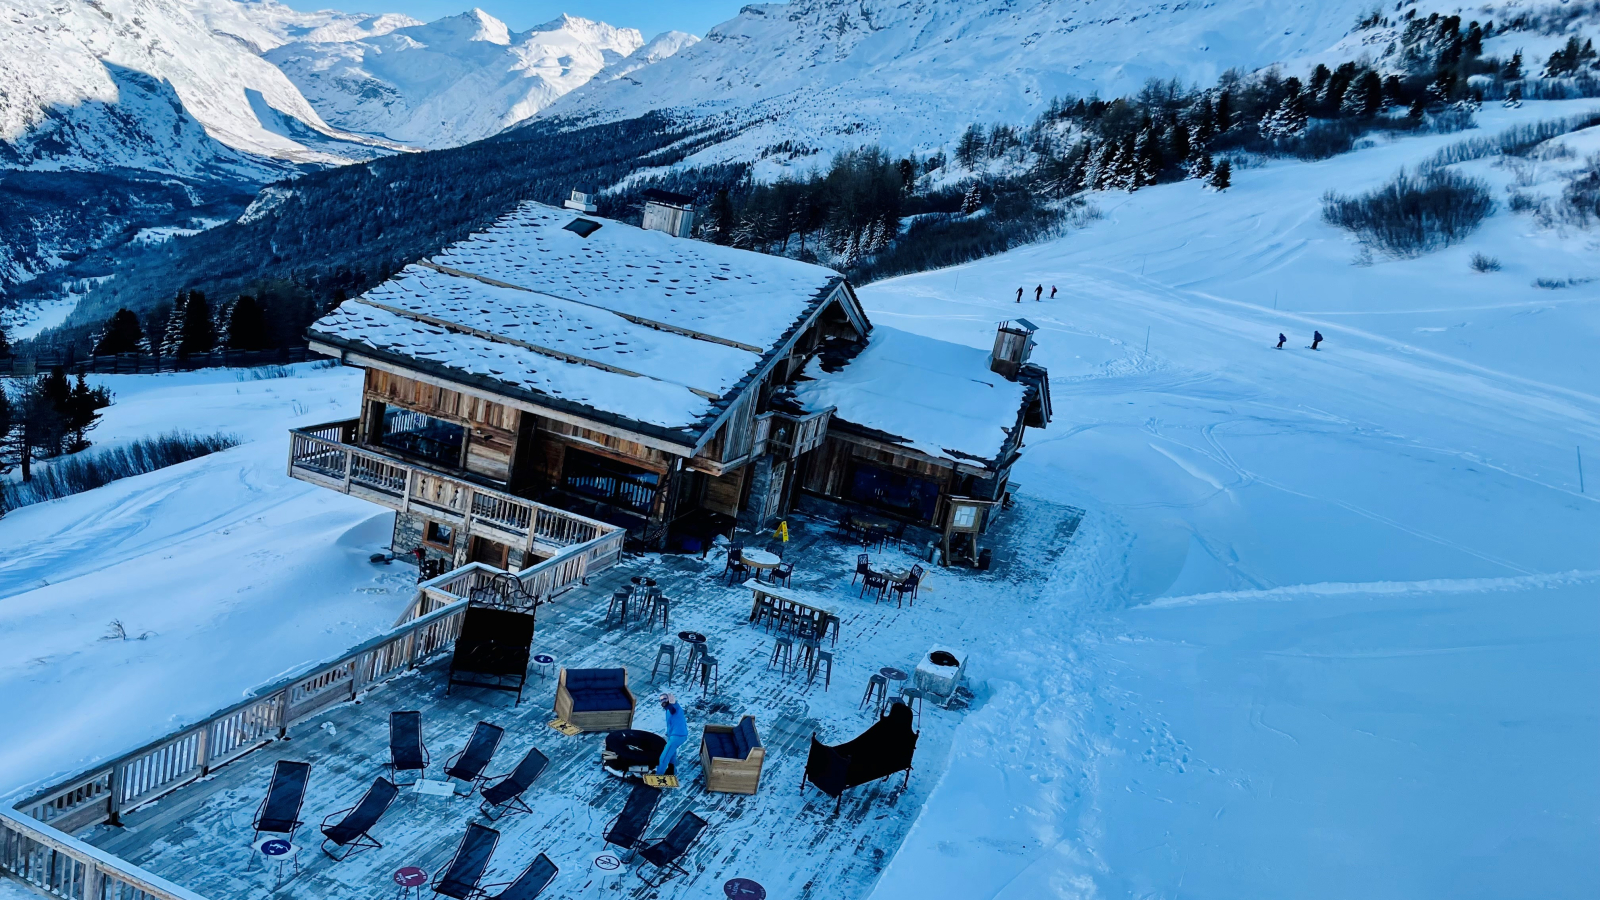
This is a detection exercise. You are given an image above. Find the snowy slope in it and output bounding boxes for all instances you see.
[0,0,400,177]
[265,11,654,148]
[859,100,1600,898]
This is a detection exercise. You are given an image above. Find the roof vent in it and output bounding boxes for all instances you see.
[990,319,1037,380]
[563,218,602,237]
[641,188,695,238]
[563,188,597,213]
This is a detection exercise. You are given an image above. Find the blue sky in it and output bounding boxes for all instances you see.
[326,1,749,39]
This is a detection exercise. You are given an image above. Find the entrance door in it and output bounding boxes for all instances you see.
[761,461,787,524]
[469,536,510,569]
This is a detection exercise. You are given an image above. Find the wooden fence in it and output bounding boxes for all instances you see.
[0,807,206,900]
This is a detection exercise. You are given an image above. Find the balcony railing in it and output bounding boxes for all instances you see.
[287,420,621,557]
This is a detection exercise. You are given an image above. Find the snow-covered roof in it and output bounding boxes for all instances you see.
[793,326,1029,464]
[309,201,846,436]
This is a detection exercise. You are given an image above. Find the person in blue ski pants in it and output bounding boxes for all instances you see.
[656,693,688,776]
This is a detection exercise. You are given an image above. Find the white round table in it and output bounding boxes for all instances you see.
[740,548,781,577]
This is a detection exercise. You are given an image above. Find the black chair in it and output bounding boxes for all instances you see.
[636,811,708,887]
[890,570,919,607]
[860,571,889,601]
[851,553,870,585]
[252,760,311,843]
[388,711,428,786]
[320,777,399,860]
[432,823,500,899]
[444,721,505,794]
[602,782,661,857]
[725,558,751,586]
[721,542,744,578]
[771,561,794,587]
[483,854,558,900]
[478,747,549,820]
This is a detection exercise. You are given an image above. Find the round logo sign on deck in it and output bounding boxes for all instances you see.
[254,837,293,858]
[393,866,427,887]
[724,877,767,899]
[593,853,622,871]
[532,653,555,665]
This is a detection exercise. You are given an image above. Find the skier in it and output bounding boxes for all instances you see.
[1016,287,1023,303]
[1050,285,1058,299]
[1034,284,1043,301]
[655,693,688,777]
[1311,330,1323,350]
[1276,333,1286,349]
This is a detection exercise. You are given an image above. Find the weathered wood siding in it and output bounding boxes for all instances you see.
[703,467,747,516]
[362,369,518,482]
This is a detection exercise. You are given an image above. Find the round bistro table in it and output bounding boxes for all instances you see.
[740,548,781,580]
[393,866,427,900]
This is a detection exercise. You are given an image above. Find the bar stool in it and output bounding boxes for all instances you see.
[797,636,819,675]
[604,589,629,628]
[897,686,925,729]
[810,649,834,690]
[754,595,778,631]
[696,655,719,695]
[769,636,794,674]
[822,613,841,647]
[681,640,708,681]
[651,643,676,683]
[644,590,669,632]
[859,673,888,712]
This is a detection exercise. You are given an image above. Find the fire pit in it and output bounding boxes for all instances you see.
[914,645,967,701]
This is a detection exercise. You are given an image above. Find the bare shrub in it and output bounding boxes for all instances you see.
[1563,154,1600,225]
[1423,111,1600,169]
[1507,191,1540,212]
[1322,169,1494,257]
[0,431,241,512]
[1470,253,1503,272]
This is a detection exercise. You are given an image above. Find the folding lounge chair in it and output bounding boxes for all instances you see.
[483,853,558,900]
[636,811,708,887]
[601,782,661,858]
[444,721,504,794]
[388,710,429,786]
[478,747,549,820]
[252,760,311,844]
[432,823,500,899]
[320,777,400,860]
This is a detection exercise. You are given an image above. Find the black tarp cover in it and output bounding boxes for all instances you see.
[804,703,918,797]
[449,607,536,700]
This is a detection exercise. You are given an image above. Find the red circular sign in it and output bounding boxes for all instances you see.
[724,878,766,899]
[394,866,427,887]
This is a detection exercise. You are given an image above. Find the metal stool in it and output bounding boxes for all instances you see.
[754,596,778,631]
[651,643,676,683]
[797,637,819,675]
[769,636,794,674]
[647,592,669,632]
[604,589,629,628]
[822,613,841,647]
[859,673,888,712]
[898,686,925,728]
[697,655,719,695]
[681,641,708,681]
[810,649,834,690]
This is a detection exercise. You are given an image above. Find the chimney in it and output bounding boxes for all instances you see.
[563,187,597,213]
[640,188,695,238]
[990,319,1036,380]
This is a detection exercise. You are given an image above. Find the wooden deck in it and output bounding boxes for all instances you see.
[79,500,1081,899]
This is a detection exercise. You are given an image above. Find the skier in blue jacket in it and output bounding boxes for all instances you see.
[656,693,688,776]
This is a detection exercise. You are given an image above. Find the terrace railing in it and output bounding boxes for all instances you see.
[286,419,620,556]
[0,806,206,900]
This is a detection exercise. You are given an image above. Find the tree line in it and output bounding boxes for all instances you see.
[90,288,287,357]
[0,366,113,485]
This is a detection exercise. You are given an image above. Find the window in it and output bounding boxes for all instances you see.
[379,407,465,468]
[847,463,941,522]
[424,520,455,548]
[561,448,658,515]
[951,504,978,529]
[563,218,602,237]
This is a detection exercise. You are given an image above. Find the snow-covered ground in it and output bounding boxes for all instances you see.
[0,364,415,798]
[864,101,1600,898]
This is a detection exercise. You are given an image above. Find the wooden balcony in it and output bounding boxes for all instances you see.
[287,420,621,562]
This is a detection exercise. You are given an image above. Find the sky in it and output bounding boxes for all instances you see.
[317,0,750,38]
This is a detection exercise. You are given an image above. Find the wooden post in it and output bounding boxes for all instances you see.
[105,765,123,827]
[194,725,211,777]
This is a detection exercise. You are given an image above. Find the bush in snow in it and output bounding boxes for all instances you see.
[1562,154,1600,225]
[1322,169,1493,257]
[0,431,240,514]
[1470,252,1502,272]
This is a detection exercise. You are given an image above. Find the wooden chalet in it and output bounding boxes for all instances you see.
[287,195,1050,567]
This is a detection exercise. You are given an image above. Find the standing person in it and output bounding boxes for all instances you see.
[655,693,688,777]
[1276,333,1286,349]
[1034,284,1043,301]
[1311,330,1323,350]
[1016,287,1023,303]
[1050,285,1058,299]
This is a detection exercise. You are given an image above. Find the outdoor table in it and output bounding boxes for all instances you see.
[532,653,556,680]
[743,580,835,631]
[740,548,781,580]
[724,878,768,899]
[254,837,298,890]
[880,567,911,584]
[678,631,708,680]
[414,778,454,798]
[393,866,428,900]
[880,666,909,683]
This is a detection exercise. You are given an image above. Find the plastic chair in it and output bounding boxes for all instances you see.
[851,553,870,585]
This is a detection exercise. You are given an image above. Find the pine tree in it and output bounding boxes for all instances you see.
[1168,116,1191,168]
[63,373,111,452]
[955,124,986,167]
[1259,92,1308,139]
[0,324,10,359]
[1135,129,1163,186]
[1209,159,1232,191]
[160,292,188,357]
[709,189,734,245]
[1215,91,1232,131]
[898,158,916,192]
[179,290,214,355]
[93,308,148,356]
[1112,137,1139,190]
[960,182,983,214]
[1501,50,1523,81]
[222,295,271,351]
[1190,149,1214,180]
[1092,141,1118,190]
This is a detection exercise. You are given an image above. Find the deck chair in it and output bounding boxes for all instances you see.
[252,760,311,844]
[443,721,504,794]
[478,747,549,820]
[320,777,399,860]
[601,782,661,857]
[432,823,500,900]
[636,811,708,888]
[388,710,428,785]
[483,853,558,900]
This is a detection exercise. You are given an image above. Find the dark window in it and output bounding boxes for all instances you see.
[564,218,602,237]
[561,448,658,514]
[847,463,941,522]
[379,407,465,468]
[425,520,455,547]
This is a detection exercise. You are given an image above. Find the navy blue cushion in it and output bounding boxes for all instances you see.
[734,717,760,758]
[703,731,739,760]
[566,668,624,691]
[570,688,632,712]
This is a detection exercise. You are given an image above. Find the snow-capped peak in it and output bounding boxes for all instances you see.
[413,8,514,46]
